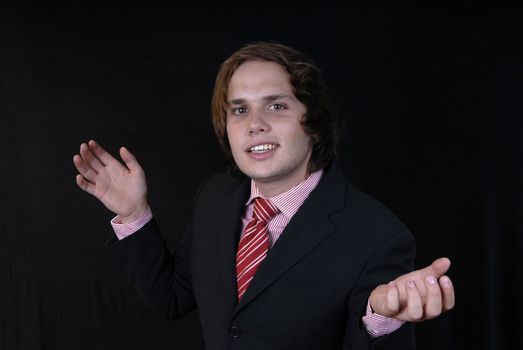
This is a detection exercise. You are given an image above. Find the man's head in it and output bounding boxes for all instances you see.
[211,42,339,185]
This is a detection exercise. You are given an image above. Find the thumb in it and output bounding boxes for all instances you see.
[427,257,451,277]
[120,147,142,172]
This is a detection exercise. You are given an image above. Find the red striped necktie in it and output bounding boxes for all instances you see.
[236,197,280,300]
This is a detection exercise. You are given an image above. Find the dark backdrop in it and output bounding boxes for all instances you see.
[1,3,521,350]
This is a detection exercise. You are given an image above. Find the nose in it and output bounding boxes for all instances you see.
[248,109,270,134]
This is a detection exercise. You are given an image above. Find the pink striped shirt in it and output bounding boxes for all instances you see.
[111,169,404,337]
[241,170,323,247]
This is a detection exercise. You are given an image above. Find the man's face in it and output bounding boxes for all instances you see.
[226,60,313,196]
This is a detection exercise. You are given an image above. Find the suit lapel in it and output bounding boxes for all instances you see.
[233,163,347,315]
[212,176,250,310]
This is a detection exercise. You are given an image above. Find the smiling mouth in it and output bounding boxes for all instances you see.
[248,144,278,153]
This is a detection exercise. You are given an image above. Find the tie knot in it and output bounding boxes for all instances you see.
[252,197,280,222]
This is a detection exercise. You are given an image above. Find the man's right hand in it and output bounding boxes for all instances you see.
[73,140,149,223]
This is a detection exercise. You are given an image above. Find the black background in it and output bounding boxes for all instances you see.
[1,3,521,350]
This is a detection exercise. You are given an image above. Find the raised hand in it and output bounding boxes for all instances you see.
[73,140,149,223]
[369,257,455,322]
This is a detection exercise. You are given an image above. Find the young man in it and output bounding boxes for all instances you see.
[73,42,454,349]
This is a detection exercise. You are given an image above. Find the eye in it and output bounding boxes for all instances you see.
[231,106,247,115]
[268,103,286,111]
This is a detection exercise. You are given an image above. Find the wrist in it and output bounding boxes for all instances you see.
[119,203,150,224]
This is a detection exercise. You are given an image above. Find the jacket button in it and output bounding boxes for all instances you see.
[229,326,241,338]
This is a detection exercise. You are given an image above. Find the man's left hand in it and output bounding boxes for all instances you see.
[369,257,455,322]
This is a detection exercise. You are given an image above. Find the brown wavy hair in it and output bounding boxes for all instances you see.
[211,41,340,175]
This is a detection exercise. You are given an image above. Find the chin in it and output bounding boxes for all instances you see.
[242,170,275,182]
[239,166,277,182]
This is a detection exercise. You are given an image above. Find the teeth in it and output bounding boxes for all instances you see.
[250,144,277,153]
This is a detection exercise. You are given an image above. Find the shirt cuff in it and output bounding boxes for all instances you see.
[362,299,405,338]
[111,207,153,240]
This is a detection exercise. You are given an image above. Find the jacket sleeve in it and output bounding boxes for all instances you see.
[343,229,417,350]
[103,178,213,320]
[104,217,196,320]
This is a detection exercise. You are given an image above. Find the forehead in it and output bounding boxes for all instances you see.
[227,60,294,99]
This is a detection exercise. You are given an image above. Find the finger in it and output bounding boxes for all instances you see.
[73,154,98,183]
[439,275,455,311]
[405,280,423,321]
[385,281,400,316]
[79,143,104,172]
[88,140,120,168]
[393,273,427,302]
[120,147,143,173]
[75,174,96,196]
[423,275,442,319]
[412,275,428,301]
[418,257,451,280]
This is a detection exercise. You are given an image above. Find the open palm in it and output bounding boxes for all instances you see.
[370,257,455,322]
[73,140,149,223]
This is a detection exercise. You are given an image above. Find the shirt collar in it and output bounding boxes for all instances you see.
[246,169,324,219]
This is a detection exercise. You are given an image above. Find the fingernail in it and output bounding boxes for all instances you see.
[441,276,452,287]
[407,280,416,288]
[426,275,437,285]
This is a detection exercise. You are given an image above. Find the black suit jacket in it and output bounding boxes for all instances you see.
[106,163,416,349]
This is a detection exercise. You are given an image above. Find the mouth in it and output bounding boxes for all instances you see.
[247,143,279,153]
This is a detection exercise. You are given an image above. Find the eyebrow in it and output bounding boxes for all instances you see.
[229,94,293,105]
